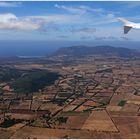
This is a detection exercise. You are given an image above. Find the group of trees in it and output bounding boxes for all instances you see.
[0,66,60,95]
[11,70,59,94]
[0,67,22,82]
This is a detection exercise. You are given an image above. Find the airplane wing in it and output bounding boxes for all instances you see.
[124,26,132,34]
[118,17,134,34]
[118,18,129,24]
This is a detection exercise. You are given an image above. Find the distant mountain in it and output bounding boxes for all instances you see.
[52,46,140,58]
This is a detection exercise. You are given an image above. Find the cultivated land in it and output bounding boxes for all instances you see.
[0,46,140,138]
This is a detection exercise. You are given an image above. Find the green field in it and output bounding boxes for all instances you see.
[118,100,126,107]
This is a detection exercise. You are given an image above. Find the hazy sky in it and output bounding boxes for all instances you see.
[0,1,140,41]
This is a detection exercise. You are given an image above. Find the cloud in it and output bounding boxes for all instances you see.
[0,11,122,41]
[54,3,119,27]
[79,5,103,13]
[54,4,86,14]
[80,35,92,40]
[70,27,96,34]
[27,14,83,24]
[0,2,22,7]
[54,4,103,14]
[59,35,69,38]
[94,36,118,41]
[0,13,85,31]
[120,36,132,41]
[87,16,117,26]
[0,13,42,31]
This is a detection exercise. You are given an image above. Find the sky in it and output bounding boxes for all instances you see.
[0,1,140,41]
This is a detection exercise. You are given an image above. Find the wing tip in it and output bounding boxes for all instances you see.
[124,26,132,34]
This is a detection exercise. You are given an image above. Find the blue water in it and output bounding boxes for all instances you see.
[0,40,60,57]
[0,40,139,57]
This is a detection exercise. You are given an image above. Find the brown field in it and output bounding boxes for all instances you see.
[83,100,99,107]
[109,94,127,106]
[91,96,110,104]
[63,105,77,112]
[39,102,62,113]
[10,100,31,110]
[95,91,113,97]
[107,105,122,112]
[71,98,86,105]
[74,105,89,111]
[7,123,25,131]
[5,113,37,121]
[31,101,42,110]
[121,103,139,113]
[10,125,120,139]
[82,110,118,132]
[112,116,140,138]
[55,112,89,129]
[0,129,14,139]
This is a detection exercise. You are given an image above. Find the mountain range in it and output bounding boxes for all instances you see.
[52,46,140,58]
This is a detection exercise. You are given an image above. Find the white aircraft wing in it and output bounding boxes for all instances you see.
[118,18,133,34]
